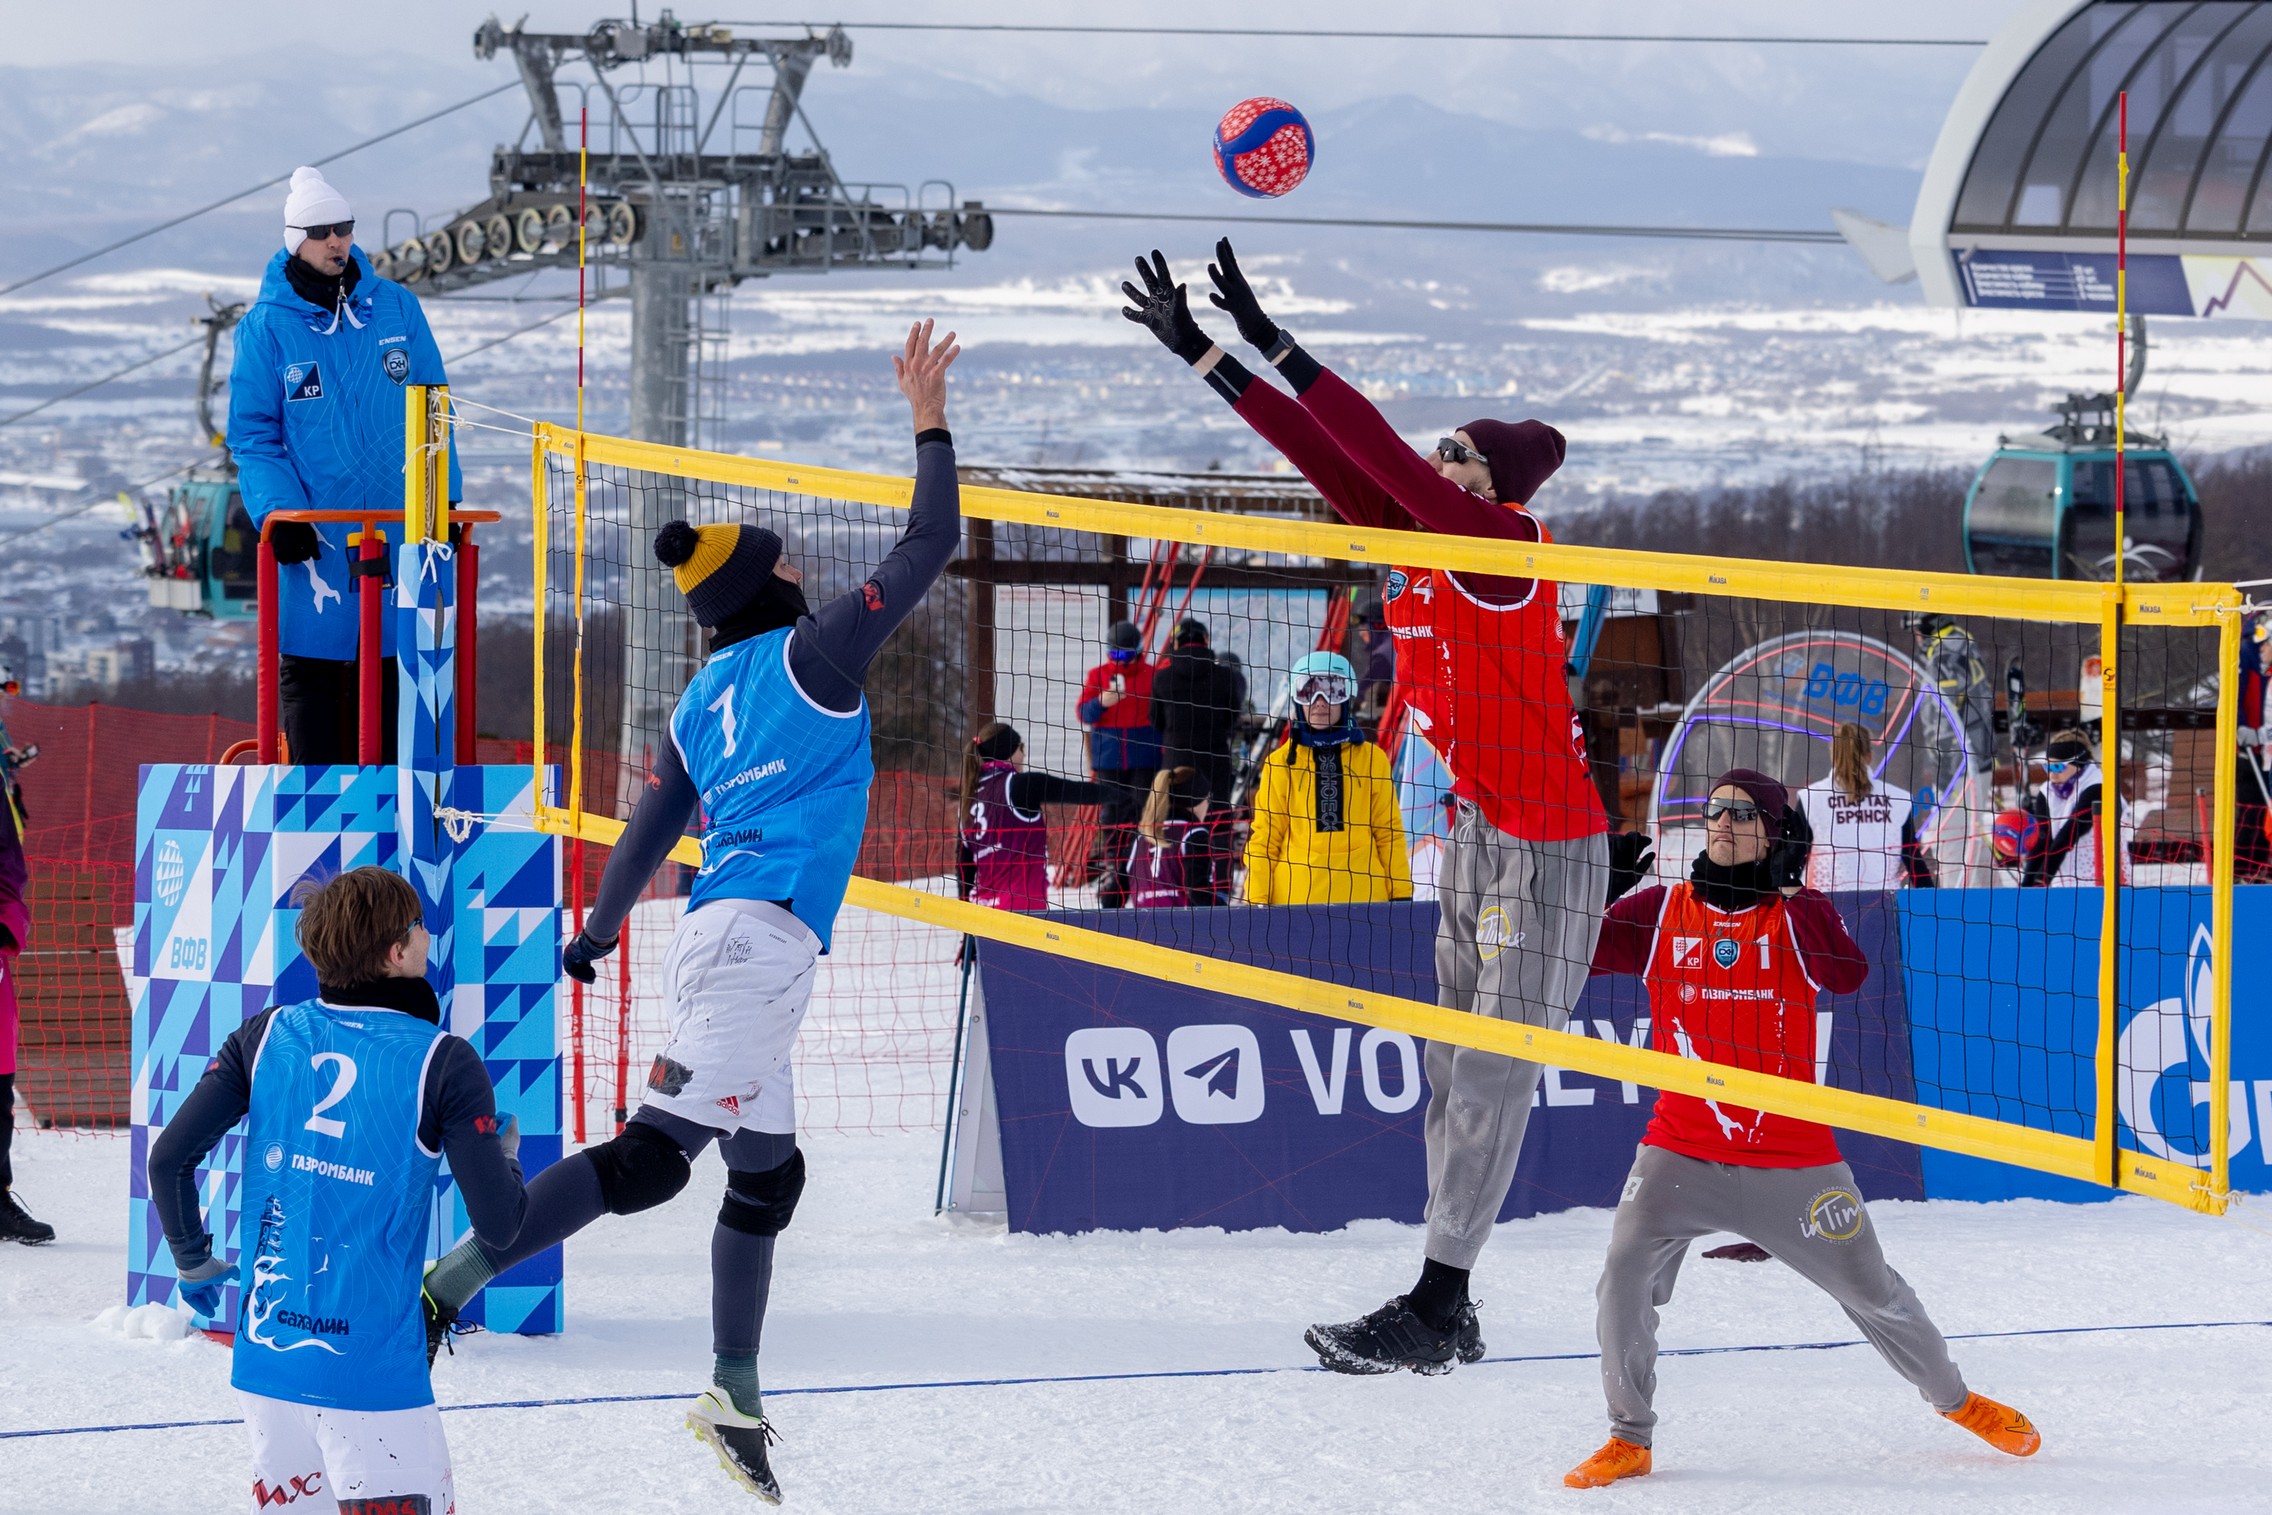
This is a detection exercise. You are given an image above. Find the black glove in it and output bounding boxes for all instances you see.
[1206,237,1283,353]
[1605,830,1656,908]
[561,928,619,985]
[1120,250,1214,364]
[1768,803,1813,893]
[268,520,322,565]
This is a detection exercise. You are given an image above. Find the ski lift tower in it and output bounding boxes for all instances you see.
[372,10,995,788]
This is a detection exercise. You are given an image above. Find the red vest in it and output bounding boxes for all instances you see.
[1640,884,1841,1168]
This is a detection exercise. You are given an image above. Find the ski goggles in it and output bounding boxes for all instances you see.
[1293,672,1352,705]
[2040,758,2075,775]
[1434,436,1489,467]
[292,220,356,240]
[1703,799,1764,824]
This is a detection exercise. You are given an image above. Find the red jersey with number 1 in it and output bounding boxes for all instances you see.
[1641,883,1842,1168]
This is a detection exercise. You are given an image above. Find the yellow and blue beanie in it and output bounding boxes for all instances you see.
[652,519,783,628]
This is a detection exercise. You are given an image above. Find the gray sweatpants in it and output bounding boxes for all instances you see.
[1598,1144,1968,1447]
[1423,801,1608,1268]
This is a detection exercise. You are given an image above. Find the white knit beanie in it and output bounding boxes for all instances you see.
[283,167,353,253]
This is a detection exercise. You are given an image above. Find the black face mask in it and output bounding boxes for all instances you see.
[1689,848,1775,912]
[284,249,361,310]
[709,575,810,651]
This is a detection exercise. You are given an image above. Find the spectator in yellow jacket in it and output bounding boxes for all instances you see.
[1244,652,1413,906]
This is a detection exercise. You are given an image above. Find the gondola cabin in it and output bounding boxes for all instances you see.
[1962,392,2202,582]
[137,468,258,621]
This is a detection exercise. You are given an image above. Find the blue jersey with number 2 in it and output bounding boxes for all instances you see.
[672,626,873,951]
[232,1000,444,1411]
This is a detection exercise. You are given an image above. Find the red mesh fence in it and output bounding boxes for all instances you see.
[7,702,252,1130]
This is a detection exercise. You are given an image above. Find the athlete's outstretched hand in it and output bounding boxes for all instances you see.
[1207,238,1282,353]
[1121,250,1214,364]
[893,318,960,433]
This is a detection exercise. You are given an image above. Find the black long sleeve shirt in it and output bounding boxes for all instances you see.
[583,430,962,943]
[145,1005,527,1270]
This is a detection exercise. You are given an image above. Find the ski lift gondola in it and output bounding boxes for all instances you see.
[1962,391,2202,582]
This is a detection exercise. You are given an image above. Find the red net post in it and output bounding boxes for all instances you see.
[356,529,384,765]
[256,536,279,762]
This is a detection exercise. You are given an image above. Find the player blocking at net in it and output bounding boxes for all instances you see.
[418,320,962,1504]
[1566,770,2039,1488]
[145,867,531,1513]
[1124,243,1649,1372]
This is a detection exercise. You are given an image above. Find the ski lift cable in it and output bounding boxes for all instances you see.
[0,335,205,431]
[0,81,524,301]
[720,21,1989,46]
[987,207,1845,245]
[0,458,201,553]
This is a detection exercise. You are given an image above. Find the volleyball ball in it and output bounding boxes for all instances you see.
[1991,807,2042,866]
[1213,97,1313,198]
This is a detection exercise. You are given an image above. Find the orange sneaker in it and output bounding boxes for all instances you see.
[1942,1392,2042,1457]
[1563,1437,1652,1488]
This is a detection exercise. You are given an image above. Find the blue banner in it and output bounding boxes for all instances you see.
[977,895,1923,1236]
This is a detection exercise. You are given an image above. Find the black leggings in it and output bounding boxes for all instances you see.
[480,1107,795,1355]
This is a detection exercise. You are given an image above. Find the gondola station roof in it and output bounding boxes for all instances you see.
[1894,0,2272,315]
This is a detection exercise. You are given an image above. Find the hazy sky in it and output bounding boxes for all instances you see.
[17,1,2042,168]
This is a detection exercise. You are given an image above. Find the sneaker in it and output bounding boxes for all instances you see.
[421,1286,480,1367]
[1564,1437,1652,1489]
[1942,1392,2041,1457]
[0,1189,54,1245]
[1304,1295,1461,1376]
[688,1388,783,1503]
[1452,1299,1485,1364]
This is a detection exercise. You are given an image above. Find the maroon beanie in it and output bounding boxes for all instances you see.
[1458,417,1566,506]
[1711,767,1788,822]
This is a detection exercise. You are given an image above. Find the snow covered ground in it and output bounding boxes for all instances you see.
[4,1130,2269,1514]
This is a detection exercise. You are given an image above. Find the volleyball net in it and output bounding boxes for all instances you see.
[524,421,2247,1213]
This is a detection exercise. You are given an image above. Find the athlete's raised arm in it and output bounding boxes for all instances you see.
[787,320,963,713]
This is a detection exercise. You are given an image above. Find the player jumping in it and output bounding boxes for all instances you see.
[1565,769,2039,1487]
[416,319,961,1504]
[146,867,530,1513]
[1123,242,1647,1372]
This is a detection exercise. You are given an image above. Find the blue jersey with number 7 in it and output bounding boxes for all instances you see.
[231,999,445,1410]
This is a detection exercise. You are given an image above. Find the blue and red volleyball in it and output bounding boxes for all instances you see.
[1992,807,2042,864]
[1213,97,1313,198]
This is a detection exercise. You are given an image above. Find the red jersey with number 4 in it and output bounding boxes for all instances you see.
[1432,543,1604,842]
[1641,883,1842,1168]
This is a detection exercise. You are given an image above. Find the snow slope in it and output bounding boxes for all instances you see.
[3,1131,2268,1514]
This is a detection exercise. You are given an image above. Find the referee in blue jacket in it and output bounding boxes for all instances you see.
[227,167,459,764]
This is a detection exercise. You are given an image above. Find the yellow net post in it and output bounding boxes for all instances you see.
[2209,605,2241,1203]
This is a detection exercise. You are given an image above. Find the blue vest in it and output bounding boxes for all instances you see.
[231,1000,444,1412]
[673,628,873,951]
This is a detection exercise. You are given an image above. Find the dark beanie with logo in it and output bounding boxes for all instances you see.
[652,520,783,629]
[1458,417,1567,507]
[1711,767,1789,822]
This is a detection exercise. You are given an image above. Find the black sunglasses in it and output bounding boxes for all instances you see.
[1434,436,1488,467]
[293,220,356,241]
[1704,799,1763,824]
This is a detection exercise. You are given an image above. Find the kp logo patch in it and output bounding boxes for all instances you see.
[1712,938,1742,970]
[282,362,324,402]
[1672,936,1703,969]
[381,347,411,383]
[1801,1186,1865,1242]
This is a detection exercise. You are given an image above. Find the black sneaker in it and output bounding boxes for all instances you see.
[688,1389,782,1503]
[422,1288,480,1366]
[0,1189,54,1245]
[1453,1299,1486,1364]
[1305,1295,1462,1376]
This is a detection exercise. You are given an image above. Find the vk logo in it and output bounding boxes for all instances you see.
[1167,1025,1264,1125]
[1065,1027,1163,1128]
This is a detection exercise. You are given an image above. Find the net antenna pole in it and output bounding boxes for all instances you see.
[569,103,591,1148]
[2094,92,2128,1187]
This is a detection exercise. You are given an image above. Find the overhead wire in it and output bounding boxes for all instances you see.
[721,21,1989,46]
[0,335,205,431]
[0,81,523,300]
[987,206,1845,245]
